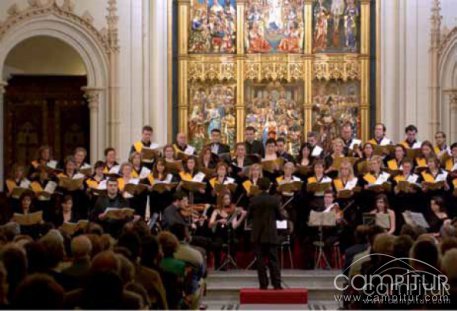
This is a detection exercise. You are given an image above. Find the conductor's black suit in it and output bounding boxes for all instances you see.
[248,192,283,289]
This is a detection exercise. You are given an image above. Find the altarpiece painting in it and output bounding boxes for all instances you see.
[175,0,375,145]
[245,0,305,53]
[245,81,304,154]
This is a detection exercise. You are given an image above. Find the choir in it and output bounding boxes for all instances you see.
[4,123,457,268]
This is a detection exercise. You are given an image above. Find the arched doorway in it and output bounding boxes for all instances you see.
[3,36,89,175]
[0,2,114,191]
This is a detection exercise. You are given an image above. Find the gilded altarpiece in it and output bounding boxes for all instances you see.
[176,0,373,146]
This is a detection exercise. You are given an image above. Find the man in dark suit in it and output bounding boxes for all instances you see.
[244,126,265,158]
[207,129,230,156]
[248,178,283,290]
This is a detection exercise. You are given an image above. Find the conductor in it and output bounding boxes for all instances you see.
[248,177,283,290]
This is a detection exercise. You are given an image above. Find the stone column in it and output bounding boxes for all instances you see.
[0,81,7,192]
[83,87,103,163]
[429,0,442,136]
[449,91,457,143]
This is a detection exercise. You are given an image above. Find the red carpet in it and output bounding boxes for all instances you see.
[240,288,308,304]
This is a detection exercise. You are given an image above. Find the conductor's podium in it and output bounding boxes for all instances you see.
[240,288,308,309]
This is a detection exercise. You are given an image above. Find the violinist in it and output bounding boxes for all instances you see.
[162,191,189,230]
[209,190,247,268]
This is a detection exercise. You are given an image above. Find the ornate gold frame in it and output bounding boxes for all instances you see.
[174,0,373,142]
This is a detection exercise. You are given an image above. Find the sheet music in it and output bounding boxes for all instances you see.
[19,179,31,189]
[109,165,120,174]
[344,178,358,190]
[97,180,107,190]
[81,163,92,170]
[127,178,140,185]
[44,181,57,194]
[47,160,58,169]
[435,172,448,182]
[72,173,85,180]
[375,172,390,185]
[184,145,195,155]
[139,167,151,179]
[276,220,287,230]
[192,172,206,183]
[406,174,419,183]
[224,177,235,185]
[311,145,323,157]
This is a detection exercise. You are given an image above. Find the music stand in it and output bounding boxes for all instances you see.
[308,211,336,270]
[217,223,238,271]
[244,220,289,270]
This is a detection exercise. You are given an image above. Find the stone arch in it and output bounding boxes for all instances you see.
[0,1,116,189]
[439,27,457,142]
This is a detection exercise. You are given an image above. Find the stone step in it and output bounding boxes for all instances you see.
[202,300,341,310]
[204,287,340,302]
[203,269,342,307]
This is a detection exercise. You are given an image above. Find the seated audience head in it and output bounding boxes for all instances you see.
[440,237,457,256]
[117,231,142,262]
[410,239,440,272]
[91,250,121,274]
[393,235,414,258]
[354,225,370,245]
[158,231,180,257]
[71,235,92,260]
[12,274,64,309]
[39,229,65,269]
[169,223,189,243]
[442,249,457,281]
[140,235,161,268]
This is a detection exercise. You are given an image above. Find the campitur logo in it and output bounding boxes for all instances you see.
[333,253,451,306]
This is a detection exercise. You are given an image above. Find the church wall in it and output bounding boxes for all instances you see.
[380,0,433,142]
